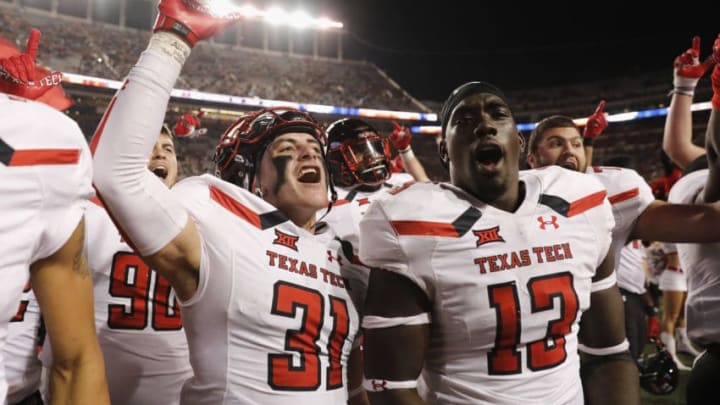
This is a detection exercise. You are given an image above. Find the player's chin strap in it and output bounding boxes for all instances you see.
[315,180,338,227]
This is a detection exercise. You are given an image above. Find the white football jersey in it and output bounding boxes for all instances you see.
[172,175,361,404]
[84,200,192,405]
[386,172,415,187]
[5,280,42,404]
[587,166,655,263]
[0,94,93,400]
[616,240,647,294]
[323,185,395,317]
[668,169,720,346]
[360,166,615,405]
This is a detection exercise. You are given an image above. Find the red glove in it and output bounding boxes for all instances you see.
[389,121,412,152]
[647,314,661,341]
[0,29,62,100]
[174,112,204,138]
[153,0,244,47]
[712,34,720,110]
[674,36,715,96]
[583,100,607,141]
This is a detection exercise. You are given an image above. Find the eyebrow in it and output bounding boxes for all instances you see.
[454,99,509,115]
[273,136,321,146]
[544,134,583,143]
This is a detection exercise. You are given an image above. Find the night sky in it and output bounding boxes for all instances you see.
[332,1,719,101]
[48,0,720,102]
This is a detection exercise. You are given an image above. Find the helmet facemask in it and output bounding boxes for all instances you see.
[325,118,392,189]
[328,134,391,188]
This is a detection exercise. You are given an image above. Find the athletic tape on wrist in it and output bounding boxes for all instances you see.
[148,31,191,66]
[399,148,415,160]
[668,87,695,97]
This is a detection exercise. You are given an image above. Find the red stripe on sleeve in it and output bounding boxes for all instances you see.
[89,83,121,155]
[210,185,262,229]
[9,148,80,166]
[390,220,460,237]
[608,187,639,204]
[567,190,607,217]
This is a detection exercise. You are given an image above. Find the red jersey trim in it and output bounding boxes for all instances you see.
[9,148,80,166]
[608,188,639,204]
[89,92,119,155]
[390,220,460,237]
[567,190,607,217]
[540,190,608,218]
[210,185,262,229]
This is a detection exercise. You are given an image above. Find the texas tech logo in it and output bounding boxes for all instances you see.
[272,229,299,251]
[473,226,505,247]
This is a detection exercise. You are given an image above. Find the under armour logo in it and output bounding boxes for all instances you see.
[370,379,387,391]
[327,250,343,266]
[272,229,299,251]
[357,197,371,206]
[537,215,559,230]
[473,226,505,247]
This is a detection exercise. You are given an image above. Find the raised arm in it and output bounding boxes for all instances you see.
[704,35,720,202]
[578,249,640,405]
[31,219,110,404]
[389,122,430,182]
[91,0,242,300]
[662,36,714,168]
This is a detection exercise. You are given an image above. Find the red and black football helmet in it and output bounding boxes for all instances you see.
[325,118,392,188]
[638,339,680,395]
[214,107,332,195]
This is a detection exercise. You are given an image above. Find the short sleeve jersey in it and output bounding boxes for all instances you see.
[0,94,93,399]
[359,166,614,405]
[587,166,655,262]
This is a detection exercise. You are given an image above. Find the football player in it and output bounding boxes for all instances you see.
[91,1,366,403]
[667,33,720,405]
[359,81,639,404]
[81,125,192,404]
[0,28,109,404]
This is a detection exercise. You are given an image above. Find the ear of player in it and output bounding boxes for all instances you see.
[583,100,607,140]
[153,0,245,47]
[0,28,63,100]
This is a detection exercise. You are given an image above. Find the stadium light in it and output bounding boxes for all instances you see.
[191,1,344,29]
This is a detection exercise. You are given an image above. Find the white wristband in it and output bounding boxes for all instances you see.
[348,385,365,398]
[362,313,430,329]
[363,378,418,392]
[578,339,629,356]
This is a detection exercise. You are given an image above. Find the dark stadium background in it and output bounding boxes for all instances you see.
[2,0,718,185]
